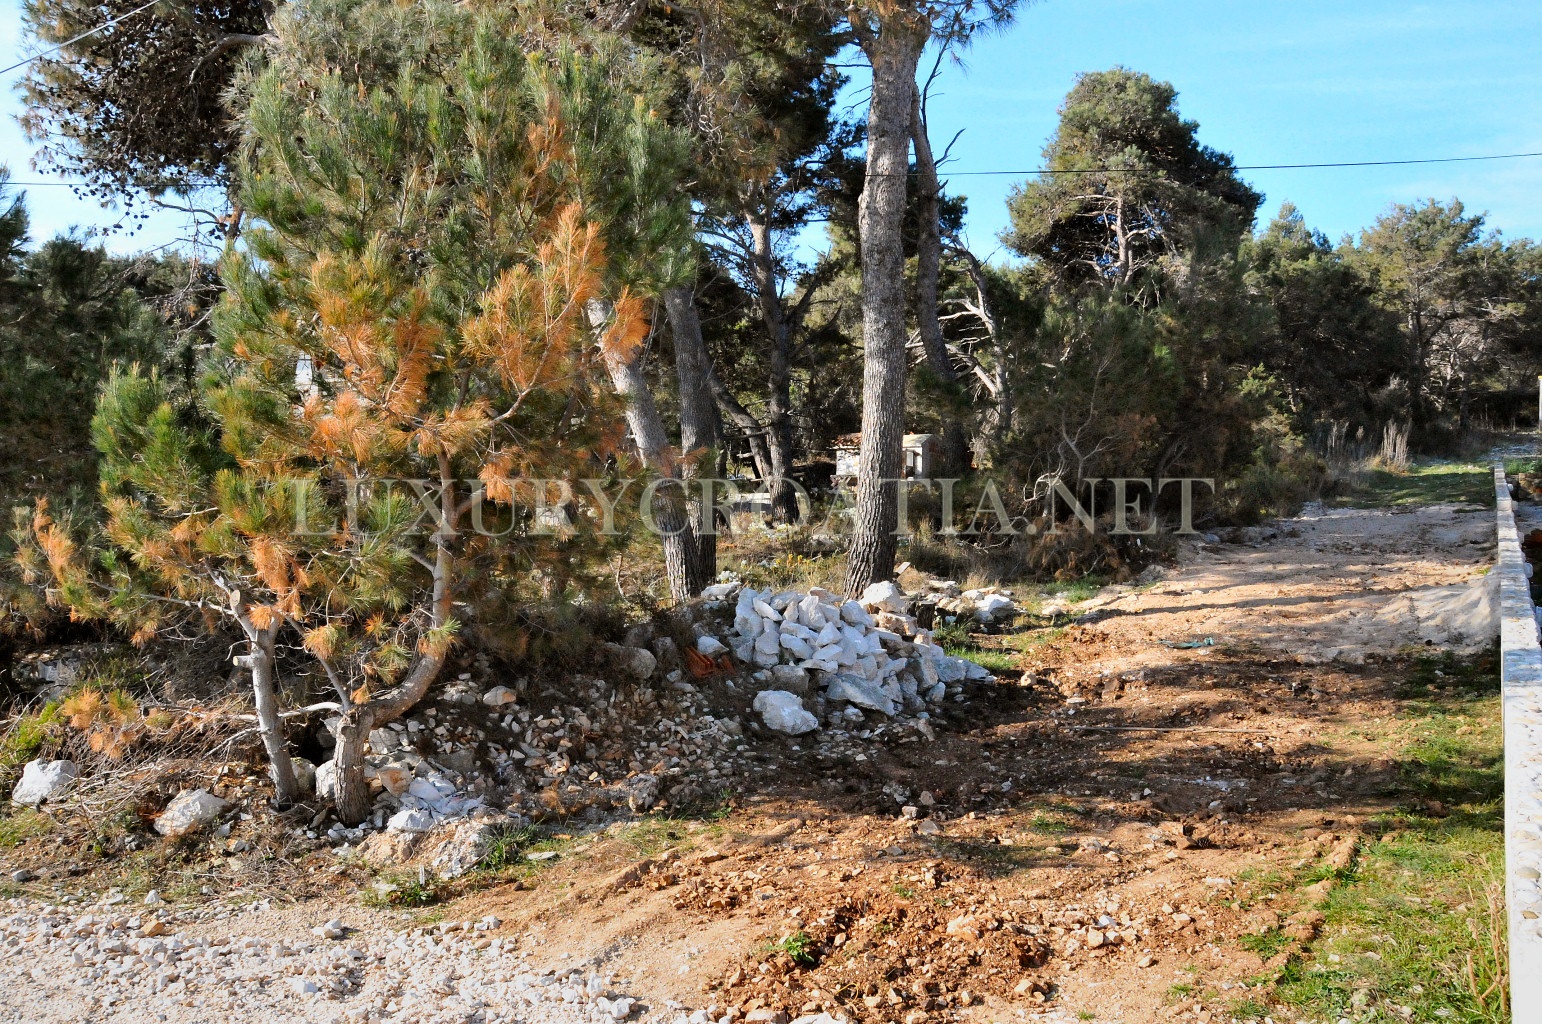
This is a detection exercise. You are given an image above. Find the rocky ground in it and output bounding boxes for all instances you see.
[0,497,1503,1024]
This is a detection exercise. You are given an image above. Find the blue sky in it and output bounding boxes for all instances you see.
[2,0,1540,256]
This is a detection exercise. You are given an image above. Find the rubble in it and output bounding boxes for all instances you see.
[712,583,992,728]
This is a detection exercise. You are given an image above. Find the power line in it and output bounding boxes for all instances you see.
[938,150,1542,176]
[0,0,166,79]
[13,147,1540,189]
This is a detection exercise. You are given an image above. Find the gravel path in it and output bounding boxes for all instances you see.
[0,892,646,1024]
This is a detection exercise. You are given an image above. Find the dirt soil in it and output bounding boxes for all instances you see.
[0,500,1500,1024]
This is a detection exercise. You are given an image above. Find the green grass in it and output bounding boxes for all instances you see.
[1227,997,1269,1021]
[1270,648,1506,1024]
[1238,930,1292,959]
[1328,461,1492,509]
[0,809,52,847]
[480,823,546,871]
[1027,809,1075,836]
[0,701,63,778]
[363,873,444,908]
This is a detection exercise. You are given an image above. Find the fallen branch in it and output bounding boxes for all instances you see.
[228,701,341,723]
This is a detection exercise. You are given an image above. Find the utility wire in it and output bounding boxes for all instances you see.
[944,150,1542,176]
[0,0,166,79]
[16,149,1538,188]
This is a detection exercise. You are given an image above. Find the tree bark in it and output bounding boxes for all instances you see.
[332,709,373,827]
[228,591,298,808]
[247,637,299,807]
[910,89,970,477]
[332,449,457,825]
[745,197,802,523]
[844,20,928,594]
[665,284,718,591]
[604,341,699,603]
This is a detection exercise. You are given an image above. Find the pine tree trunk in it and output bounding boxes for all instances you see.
[747,205,802,524]
[604,340,699,603]
[248,638,299,808]
[665,284,718,592]
[333,709,373,827]
[845,23,928,594]
[911,90,971,477]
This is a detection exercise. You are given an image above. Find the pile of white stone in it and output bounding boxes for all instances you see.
[698,581,993,734]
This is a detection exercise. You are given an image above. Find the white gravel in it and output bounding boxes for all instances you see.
[0,893,646,1024]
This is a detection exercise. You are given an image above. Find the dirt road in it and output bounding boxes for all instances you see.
[0,497,1504,1024]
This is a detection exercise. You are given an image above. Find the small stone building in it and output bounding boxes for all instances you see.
[834,433,942,480]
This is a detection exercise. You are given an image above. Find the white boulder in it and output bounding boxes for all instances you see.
[859,580,908,614]
[696,635,729,657]
[11,759,77,807]
[752,690,818,735]
[154,789,231,836]
[826,673,897,716]
[316,759,339,800]
[974,593,1016,622]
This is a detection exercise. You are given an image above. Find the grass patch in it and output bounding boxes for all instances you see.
[1227,997,1269,1021]
[1271,648,1506,1024]
[1328,461,1492,509]
[0,701,63,778]
[0,809,52,847]
[1238,930,1292,959]
[364,873,445,908]
[1027,810,1074,836]
[480,823,546,871]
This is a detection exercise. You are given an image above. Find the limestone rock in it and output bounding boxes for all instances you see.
[769,664,811,695]
[826,673,897,716]
[695,635,729,657]
[859,580,908,614]
[154,789,230,837]
[10,759,77,808]
[481,685,517,706]
[752,690,818,735]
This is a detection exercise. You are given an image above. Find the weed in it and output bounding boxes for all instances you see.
[1239,931,1291,959]
[1166,982,1194,1000]
[891,884,916,899]
[1076,1012,1095,1022]
[1028,810,1073,836]
[1228,998,1268,1021]
[480,823,545,871]
[1272,649,1506,1024]
[364,872,443,908]
[0,701,63,777]
[763,930,817,966]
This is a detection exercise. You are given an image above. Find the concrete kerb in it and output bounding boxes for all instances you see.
[1495,463,1542,1014]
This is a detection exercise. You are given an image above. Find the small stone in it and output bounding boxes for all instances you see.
[916,819,942,837]
[482,685,517,706]
[696,635,729,657]
[312,918,348,940]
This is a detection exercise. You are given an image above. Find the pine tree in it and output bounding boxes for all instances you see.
[20,0,670,824]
